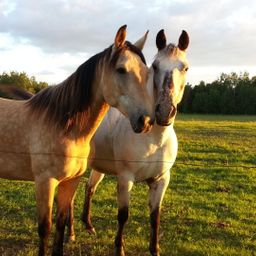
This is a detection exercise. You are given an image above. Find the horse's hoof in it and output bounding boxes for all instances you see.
[114,246,125,256]
[52,248,63,256]
[65,234,76,243]
[85,224,96,235]
[149,246,160,256]
[149,249,160,256]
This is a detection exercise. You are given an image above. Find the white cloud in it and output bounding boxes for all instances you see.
[0,0,16,16]
[0,33,90,84]
[0,0,256,85]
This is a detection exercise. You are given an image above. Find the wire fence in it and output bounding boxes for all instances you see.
[1,149,256,169]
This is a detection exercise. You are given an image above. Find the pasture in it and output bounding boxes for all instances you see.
[0,114,255,256]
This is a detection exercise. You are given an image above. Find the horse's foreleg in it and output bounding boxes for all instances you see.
[114,175,134,256]
[66,198,75,242]
[52,176,81,256]
[35,178,58,256]
[147,172,170,256]
[81,169,105,234]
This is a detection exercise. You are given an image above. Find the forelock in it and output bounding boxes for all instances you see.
[110,41,146,66]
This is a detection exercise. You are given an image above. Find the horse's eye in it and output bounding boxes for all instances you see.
[116,67,127,74]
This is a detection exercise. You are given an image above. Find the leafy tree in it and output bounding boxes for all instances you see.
[178,83,193,113]
[0,71,48,94]
[179,72,256,115]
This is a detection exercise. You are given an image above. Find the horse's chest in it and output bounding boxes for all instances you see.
[62,143,90,178]
[64,157,88,178]
[31,140,90,181]
[134,161,171,182]
[130,142,177,182]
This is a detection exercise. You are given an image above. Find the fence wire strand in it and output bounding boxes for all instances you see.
[0,149,256,169]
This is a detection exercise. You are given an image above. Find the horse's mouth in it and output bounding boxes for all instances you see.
[155,105,176,127]
[156,119,173,126]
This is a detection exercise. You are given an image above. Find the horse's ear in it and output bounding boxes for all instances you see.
[115,25,127,48]
[178,30,189,51]
[134,30,149,50]
[156,29,167,51]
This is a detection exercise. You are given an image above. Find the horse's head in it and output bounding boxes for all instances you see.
[152,29,189,126]
[102,25,154,133]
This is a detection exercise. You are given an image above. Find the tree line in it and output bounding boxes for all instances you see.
[1,71,256,115]
[0,71,48,98]
[179,72,256,115]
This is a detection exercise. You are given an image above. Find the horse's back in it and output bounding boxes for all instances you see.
[0,98,33,180]
[0,98,29,140]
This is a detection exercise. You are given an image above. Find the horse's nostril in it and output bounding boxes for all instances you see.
[138,115,152,126]
[138,115,145,126]
[136,115,153,133]
[155,104,160,113]
[169,105,177,118]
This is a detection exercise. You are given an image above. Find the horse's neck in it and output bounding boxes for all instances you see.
[69,81,109,142]
[86,107,109,142]
[151,122,175,144]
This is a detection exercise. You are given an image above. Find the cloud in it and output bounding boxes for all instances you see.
[0,0,256,84]
[1,0,160,53]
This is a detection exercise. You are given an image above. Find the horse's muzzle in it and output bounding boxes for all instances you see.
[155,104,176,126]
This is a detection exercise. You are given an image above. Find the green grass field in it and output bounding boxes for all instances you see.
[0,114,256,256]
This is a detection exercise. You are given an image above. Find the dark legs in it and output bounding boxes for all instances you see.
[66,198,76,242]
[81,184,96,234]
[114,177,133,256]
[36,178,57,256]
[114,207,128,256]
[52,177,81,256]
[81,170,105,234]
[149,207,160,256]
[147,172,170,256]
[38,216,52,256]
[64,168,169,256]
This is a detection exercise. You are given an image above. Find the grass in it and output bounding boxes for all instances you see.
[0,114,256,256]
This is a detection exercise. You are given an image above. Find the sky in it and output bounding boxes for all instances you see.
[0,0,256,86]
